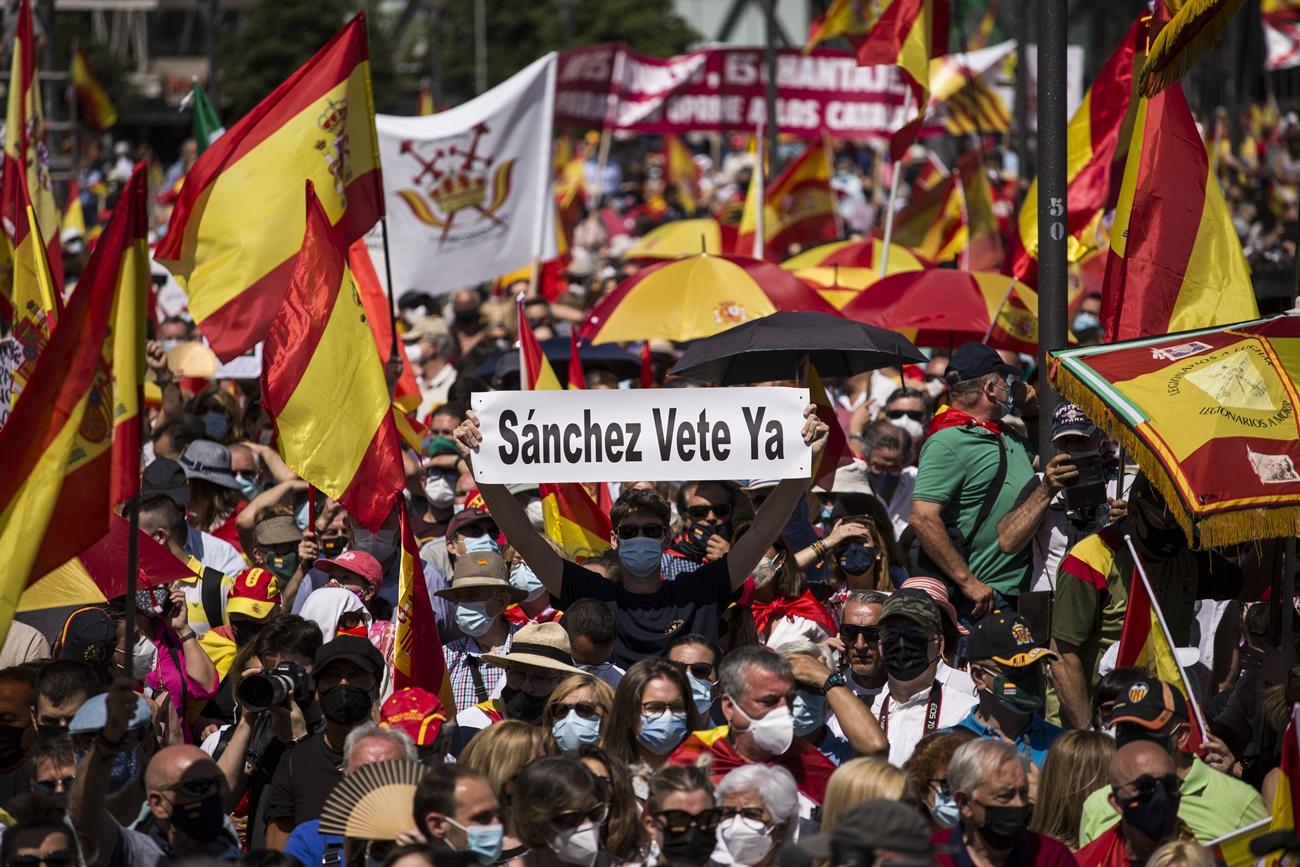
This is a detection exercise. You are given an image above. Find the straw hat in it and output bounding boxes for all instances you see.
[481,622,585,676]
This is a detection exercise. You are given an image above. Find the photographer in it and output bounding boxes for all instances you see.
[206,614,322,850]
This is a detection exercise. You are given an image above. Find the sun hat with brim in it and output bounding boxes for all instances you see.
[897,576,969,636]
[179,440,241,489]
[966,610,1056,667]
[797,799,934,859]
[436,553,526,603]
[482,622,586,676]
[226,567,281,620]
[252,515,302,547]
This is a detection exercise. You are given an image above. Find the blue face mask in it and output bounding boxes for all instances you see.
[998,377,1016,416]
[448,818,505,865]
[455,601,495,637]
[638,711,688,754]
[791,692,826,737]
[932,788,960,828]
[235,473,261,500]
[294,498,310,531]
[551,710,602,755]
[201,411,229,440]
[160,338,182,353]
[687,672,714,715]
[617,536,662,578]
[819,503,834,523]
[510,561,545,602]
[1072,311,1102,337]
[463,534,501,555]
[838,542,876,575]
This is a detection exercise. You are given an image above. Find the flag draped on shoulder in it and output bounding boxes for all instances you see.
[261,183,404,531]
[71,47,117,132]
[395,498,454,714]
[156,14,383,361]
[857,0,949,159]
[0,163,149,649]
[737,139,838,263]
[2,0,62,292]
[1007,18,1140,287]
[1099,82,1258,342]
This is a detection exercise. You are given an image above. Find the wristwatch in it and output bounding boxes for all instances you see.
[819,672,848,695]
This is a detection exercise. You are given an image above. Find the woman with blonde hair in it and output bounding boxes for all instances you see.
[1145,840,1214,867]
[542,673,615,757]
[459,720,545,796]
[820,757,910,830]
[1029,729,1115,849]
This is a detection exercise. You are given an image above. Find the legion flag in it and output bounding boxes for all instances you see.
[71,47,117,132]
[377,53,557,299]
[261,183,405,531]
[857,0,950,159]
[156,14,383,361]
[1099,82,1258,342]
[737,138,838,264]
[395,497,455,714]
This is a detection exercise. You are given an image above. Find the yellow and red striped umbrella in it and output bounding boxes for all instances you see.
[793,266,883,310]
[781,238,929,274]
[624,218,734,260]
[581,253,838,345]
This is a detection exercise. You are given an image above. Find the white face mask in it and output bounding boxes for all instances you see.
[130,635,159,676]
[423,473,455,509]
[551,819,601,867]
[719,814,775,865]
[729,698,794,756]
[525,499,545,531]
[889,414,925,440]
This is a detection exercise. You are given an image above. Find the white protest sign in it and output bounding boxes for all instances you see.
[471,387,810,484]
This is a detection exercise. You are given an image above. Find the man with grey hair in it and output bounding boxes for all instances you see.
[283,722,419,865]
[668,645,837,805]
[944,738,1074,866]
[774,639,886,765]
[829,590,890,699]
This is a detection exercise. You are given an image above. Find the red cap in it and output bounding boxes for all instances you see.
[381,688,447,746]
[226,568,281,620]
[314,549,383,590]
[463,489,486,513]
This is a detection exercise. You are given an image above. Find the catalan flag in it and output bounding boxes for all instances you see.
[1007,17,1140,288]
[395,497,454,714]
[2,0,62,292]
[261,183,404,531]
[157,14,383,361]
[857,0,950,159]
[805,0,886,52]
[1099,81,1258,342]
[1115,535,1207,753]
[928,40,1014,136]
[0,163,149,649]
[737,138,838,263]
[71,47,117,133]
[518,295,611,560]
[664,134,699,212]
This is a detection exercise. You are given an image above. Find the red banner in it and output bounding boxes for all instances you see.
[555,43,910,140]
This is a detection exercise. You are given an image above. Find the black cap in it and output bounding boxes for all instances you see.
[797,800,933,859]
[1107,678,1188,732]
[314,634,385,679]
[966,610,1059,668]
[55,608,118,666]
[945,342,1022,382]
[141,458,191,507]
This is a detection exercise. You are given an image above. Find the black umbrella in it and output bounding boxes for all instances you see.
[668,311,926,384]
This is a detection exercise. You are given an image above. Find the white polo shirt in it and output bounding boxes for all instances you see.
[869,663,978,767]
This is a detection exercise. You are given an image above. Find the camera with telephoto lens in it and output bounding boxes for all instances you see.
[236,661,312,713]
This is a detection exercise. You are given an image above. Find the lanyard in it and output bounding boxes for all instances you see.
[879,681,944,737]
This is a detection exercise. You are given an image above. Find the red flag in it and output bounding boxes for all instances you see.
[395,498,454,714]
[568,331,587,390]
[640,341,655,389]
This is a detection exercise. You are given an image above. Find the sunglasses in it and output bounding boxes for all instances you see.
[1115,773,1180,803]
[655,808,723,835]
[616,523,666,540]
[839,624,880,644]
[721,806,770,827]
[550,802,609,832]
[161,775,221,799]
[34,776,76,794]
[548,701,604,721]
[886,409,924,421]
[672,660,716,680]
[11,853,74,867]
[685,503,732,520]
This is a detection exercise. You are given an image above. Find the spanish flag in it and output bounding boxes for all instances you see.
[1267,706,1300,842]
[157,14,383,362]
[805,0,885,52]
[71,47,117,132]
[957,149,1004,271]
[664,134,699,212]
[1206,818,1271,867]
[890,169,963,264]
[261,183,404,531]
[395,497,454,714]
[518,296,612,560]
[2,202,60,406]
[1099,81,1258,342]
[737,138,838,263]
[1006,17,1140,288]
[567,331,587,391]
[857,0,949,160]
[1,0,62,292]
[0,163,149,649]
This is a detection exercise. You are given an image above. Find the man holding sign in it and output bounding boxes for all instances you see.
[454,394,828,667]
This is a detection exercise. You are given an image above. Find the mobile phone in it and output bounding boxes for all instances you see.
[1064,454,1107,511]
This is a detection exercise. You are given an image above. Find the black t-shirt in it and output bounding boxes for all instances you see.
[557,556,734,668]
[264,730,344,831]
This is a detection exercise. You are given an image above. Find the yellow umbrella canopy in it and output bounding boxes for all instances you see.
[623,218,725,260]
[580,253,839,345]
[781,238,929,273]
[793,266,883,311]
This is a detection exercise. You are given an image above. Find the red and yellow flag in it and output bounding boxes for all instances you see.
[1268,706,1300,840]
[1007,17,1140,288]
[957,149,1004,271]
[71,47,117,132]
[664,133,699,212]
[738,139,838,263]
[805,0,886,52]
[857,0,950,159]
[395,497,454,714]
[806,362,851,490]
[567,331,587,391]
[517,296,611,559]
[1099,81,1258,342]
[156,14,383,361]
[2,0,62,293]
[261,183,404,531]
[890,170,963,263]
[0,163,149,648]
[2,202,60,406]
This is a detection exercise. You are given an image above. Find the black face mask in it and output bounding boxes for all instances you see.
[978,803,1032,850]
[661,825,717,865]
[321,536,348,558]
[838,542,877,575]
[880,632,933,682]
[320,684,373,726]
[0,723,28,769]
[169,792,226,843]
[453,308,480,326]
[500,684,548,723]
[1118,777,1181,841]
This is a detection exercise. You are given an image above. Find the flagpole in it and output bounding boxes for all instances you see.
[1123,535,1211,738]
[379,218,399,359]
[752,121,765,260]
[123,347,145,682]
[878,89,913,277]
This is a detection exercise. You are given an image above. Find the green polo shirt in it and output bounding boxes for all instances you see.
[911,424,1036,596]
[1077,757,1267,845]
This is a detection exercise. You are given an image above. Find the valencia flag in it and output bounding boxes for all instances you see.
[157,14,383,361]
[261,183,404,531]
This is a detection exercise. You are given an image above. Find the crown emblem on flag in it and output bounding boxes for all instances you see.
[430,172,488,213]
[318,98,349,134]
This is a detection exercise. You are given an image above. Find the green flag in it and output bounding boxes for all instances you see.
[189,83,224,153]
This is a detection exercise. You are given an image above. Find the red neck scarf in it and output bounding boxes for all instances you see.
[667,725,835,803]
[751,589,838,638]
[928,406,1004,437]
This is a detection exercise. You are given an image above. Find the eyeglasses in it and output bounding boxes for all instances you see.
[641,700,687,718]
[548,701,604,721]
[671,660,716,680]
[655,808,723,834]
[160,775,221,799]
[34,776,76,794]
[885,409,924,422]
[11,853,75,867]
[685,503,732,520]
[550,802,609,831]
[839,624,880,645]
[616,523,666,540]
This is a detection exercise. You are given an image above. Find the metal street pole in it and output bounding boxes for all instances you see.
[559,0,575,47]
[762,0,780,172]
[206,0,220,108]
[1036,0,1067,459]
[429,0,445,107]
[474,0,487,94]
[1014,4,1030,200]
